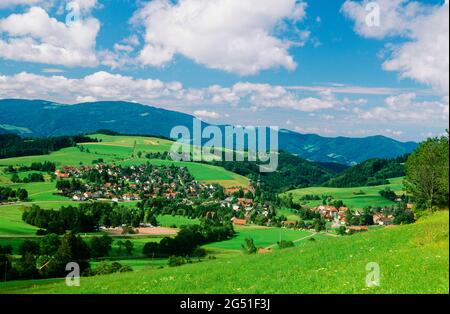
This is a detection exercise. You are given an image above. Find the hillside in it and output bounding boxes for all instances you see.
[0,99,417,165]
[1,211,447,294]
[324,156,407,187]
[284,177,405,209]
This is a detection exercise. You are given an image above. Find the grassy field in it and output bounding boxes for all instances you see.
[205,226,314,251]
[284,177,405,209]
[1,211,447,294]
[156,215,200,228]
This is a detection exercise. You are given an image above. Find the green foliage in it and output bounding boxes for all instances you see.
[168,256,187,267]
[0,133,95,159]
[405,133,449,211]
[325,156,407,188]
[210,151,333,193]
[89,235,113,259]
[242,237,257,254]
[89,261,132,276]
[277,240,295,249]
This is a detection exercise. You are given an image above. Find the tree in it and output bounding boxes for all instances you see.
[17,188,28,201]
[18,240,40,256]
[143,242,159,258]
[39,234,60,256]
[46,232,90,277]
[124,240,134,256]
[242,237,257,254]
[405,133,449,211]
[89,235,113,258]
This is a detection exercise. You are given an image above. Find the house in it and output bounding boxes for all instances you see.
[122,194,135,201]
[372,213,384,224]
[237,198,254,207]
[378,216,394,226]
[55,170,70,179]
[72,195,86,202]
[407,203,414,210]
[231,217,247,226]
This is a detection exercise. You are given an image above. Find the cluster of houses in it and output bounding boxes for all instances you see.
[55,164,220,203]
[311,204,397,227]
[222,197,272,226]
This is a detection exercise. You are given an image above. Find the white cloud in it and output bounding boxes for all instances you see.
[0,5,100,67]
[133,0,307,75]
[194,110,221,120]
[355,93,449,123]
[342,0,449,95]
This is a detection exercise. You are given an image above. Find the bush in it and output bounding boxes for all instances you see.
[278,240,295,249]
[242,238,257,254]
[168,256,187,267]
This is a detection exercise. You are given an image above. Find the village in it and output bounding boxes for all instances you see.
[55,164,224,203]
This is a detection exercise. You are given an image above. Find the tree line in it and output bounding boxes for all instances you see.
[0,134,96,159]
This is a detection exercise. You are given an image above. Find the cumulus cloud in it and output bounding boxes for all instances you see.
[355,93,449,123]
[342,0,449,95]
[0,4,100,67]
[132,0,307,75]
[0,71,343,113]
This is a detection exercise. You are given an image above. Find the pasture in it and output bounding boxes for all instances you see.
[285,177,405,209]
[205,226,314,251]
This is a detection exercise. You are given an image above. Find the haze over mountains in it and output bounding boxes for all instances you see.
[0,99,417,165]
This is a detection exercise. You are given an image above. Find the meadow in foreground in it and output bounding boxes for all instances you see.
[1,211,447,294]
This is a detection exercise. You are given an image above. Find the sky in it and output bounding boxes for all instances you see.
[0,0,448,142]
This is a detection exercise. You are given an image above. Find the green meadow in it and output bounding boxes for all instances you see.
[285,177,405,209]
[156,215,200,228]
[1,211,447,294]
[205,226,314,251]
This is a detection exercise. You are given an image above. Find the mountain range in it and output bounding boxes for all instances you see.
[0,99,418,165]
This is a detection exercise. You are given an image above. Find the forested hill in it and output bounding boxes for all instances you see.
[210,151,334,193]
[0,99,417,165]
[323,156,408,188]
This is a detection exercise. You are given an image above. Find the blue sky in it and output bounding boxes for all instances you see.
[0,0,448,141]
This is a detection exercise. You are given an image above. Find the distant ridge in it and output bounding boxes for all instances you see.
[0,99,418,165]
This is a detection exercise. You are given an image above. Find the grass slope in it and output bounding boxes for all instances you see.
[2,211,447,294]
[285,177,405,209]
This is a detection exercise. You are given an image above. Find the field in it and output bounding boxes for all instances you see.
[284,177,405,209]
[1,211,447,294]
[205,226,314,250]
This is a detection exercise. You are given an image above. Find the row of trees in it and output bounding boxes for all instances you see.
[0,134,95,159]
[0,186,28,202]
[143,220,234,258]
[0,233,132,282]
